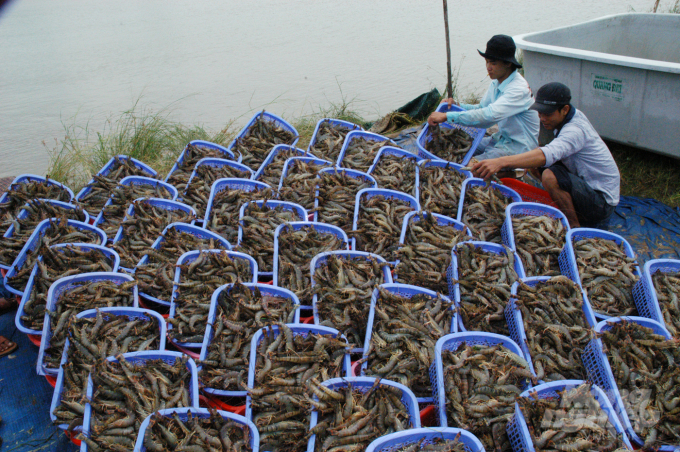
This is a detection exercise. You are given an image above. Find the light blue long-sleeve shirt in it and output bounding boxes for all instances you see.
[446,70,539,155]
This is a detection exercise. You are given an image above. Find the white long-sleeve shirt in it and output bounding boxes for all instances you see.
[541,108,620,206]
[446,70,539,155]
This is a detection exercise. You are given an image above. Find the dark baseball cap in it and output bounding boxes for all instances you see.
[530,82,572,114]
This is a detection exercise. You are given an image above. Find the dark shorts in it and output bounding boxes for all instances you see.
[544,163,615,227]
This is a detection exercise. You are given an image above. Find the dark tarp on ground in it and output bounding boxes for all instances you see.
[0,310,77,451]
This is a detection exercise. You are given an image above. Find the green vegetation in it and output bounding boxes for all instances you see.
[46,101,235,192]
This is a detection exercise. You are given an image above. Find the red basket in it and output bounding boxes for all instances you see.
[45,375,57,388]
[419,405,437,427]
[199,394,246,416]
[500,178,557,208]
[64,430,82,446]
[28,334,42,347]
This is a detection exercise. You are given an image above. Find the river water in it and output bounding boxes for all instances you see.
[0,0,653,178]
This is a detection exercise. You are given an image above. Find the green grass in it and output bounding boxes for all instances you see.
[608,141,680,207]
[46,100,235,192]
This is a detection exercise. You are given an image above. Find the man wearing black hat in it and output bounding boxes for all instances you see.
[428,35,539,160]
[471,82,620,228]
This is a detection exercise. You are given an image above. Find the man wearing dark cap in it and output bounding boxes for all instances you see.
[428,35,539,160]
[471,82,620,228]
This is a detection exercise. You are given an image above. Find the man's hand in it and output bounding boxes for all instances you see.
[471,158,506,181]
[427,112,448,126]
[443,98,459,107]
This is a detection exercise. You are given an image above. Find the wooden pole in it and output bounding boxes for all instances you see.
[653,0,661,12]
[443,0,453,99]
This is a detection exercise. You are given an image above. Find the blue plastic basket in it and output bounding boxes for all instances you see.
[432,332,529,428]
[49,307,166,430]
[93,176,178,228]
[336,130,397,170]
[416,121,485,165]
[0,174,75,204]
[309,250,393,354]
[366,146,422,196]
[4,219,107,296]
[558,228,642,320]
[39,272,139,377]
[199,283,301,397]
[277,156,333,194]
[203,177,272,227]
[168,249,258,349]
[360,283,457,403]
[110,198,197,272]
[80,351,199,452]
[1,199,89,270]
[251,144,311,183]
[501,201,570,251]
[76,156,157,209]
[226,111,300,168]
[272,221,349,291]
[435,102,465,113]
[133,408,259,452]
[457,178,523,224]
[447,241,526,332]
[3,199,89,240]
[236,200,308,277]
[365,428,487,452]
[415,159,472,210]
[135,223,231,306]
[312,167,377,224]
[14,243,120,336]
[505,276,597,383]
[507,380,633,452]
[632,259,680,334]
[582,316,674,450]
[393,211,471,286]
[307,118,363,155]
[183,158,253,196]
[307,377,421,452]
[245,324,351,419]
[352,188,420,257]
[165,140,238,183]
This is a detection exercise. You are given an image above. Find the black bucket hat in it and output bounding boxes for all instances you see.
[530,82,572,114]
[478,35,522,68]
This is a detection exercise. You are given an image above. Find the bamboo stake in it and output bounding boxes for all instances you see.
[653,0,661,12]
[443,0,453,99]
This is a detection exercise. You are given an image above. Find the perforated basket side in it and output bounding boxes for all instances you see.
[199,283,301,398]
[632,259,680,327]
